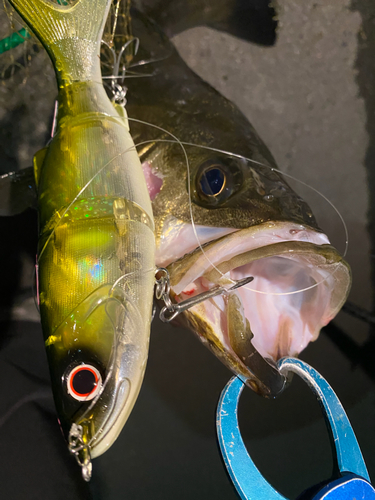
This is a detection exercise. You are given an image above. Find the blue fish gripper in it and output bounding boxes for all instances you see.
[216,357,375,500]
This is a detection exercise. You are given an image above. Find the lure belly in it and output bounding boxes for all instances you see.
[7,0,155,473]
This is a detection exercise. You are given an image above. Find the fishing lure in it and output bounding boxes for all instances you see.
[6,0,155,479]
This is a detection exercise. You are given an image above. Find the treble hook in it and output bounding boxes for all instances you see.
[101,37,140,105]
[155,267,286,397]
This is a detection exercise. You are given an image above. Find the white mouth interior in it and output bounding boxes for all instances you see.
[160,221,347,361]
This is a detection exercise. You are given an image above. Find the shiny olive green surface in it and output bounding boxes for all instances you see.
[7,0,155,460]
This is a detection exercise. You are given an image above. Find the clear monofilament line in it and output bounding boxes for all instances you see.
[39,112,349,299]
[127,121,349,297]
[37,144,138,262]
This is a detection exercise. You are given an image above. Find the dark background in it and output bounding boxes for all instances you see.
[0,1,375,499]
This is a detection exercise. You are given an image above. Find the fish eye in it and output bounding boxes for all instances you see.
[199,166,226,196]
[66,364,102,402]
[193,158,243,207]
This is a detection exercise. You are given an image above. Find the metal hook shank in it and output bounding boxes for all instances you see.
[158,275,254,322]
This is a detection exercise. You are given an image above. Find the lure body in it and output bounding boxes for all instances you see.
[7,0,155,464]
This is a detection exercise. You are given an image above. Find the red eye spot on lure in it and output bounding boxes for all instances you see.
[67,364,102,402]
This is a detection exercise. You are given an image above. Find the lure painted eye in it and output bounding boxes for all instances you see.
[66,364,102,402]
[199,167,226,196]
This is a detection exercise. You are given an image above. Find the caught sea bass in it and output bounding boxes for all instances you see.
[0,3,350,400]
[6,0,155,477]
[122,8,351,396]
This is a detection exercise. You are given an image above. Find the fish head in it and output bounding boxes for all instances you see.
[143,139,318,228]
[142,145,351,397]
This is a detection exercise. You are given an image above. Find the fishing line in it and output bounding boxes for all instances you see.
[127,125,349,297]
[0,6,35,81]
[124,118,220,292]
[102,0,173,72]
[36,121,157,440]
[32,262,40,315]
[110,266,155,294]
[37,143,141,262]
[56,109,345,298]
[187,145,348,296]
[100,13,338,297]
[101,36,172,98]
[102,0,349,298]
[36,113,187,272]
[102,37,139,86]
[35,20,348,300]
[102,72,155,79]
[177,141,349,259]
[126,52,174,69]
[108,0,121,46]
[35,113,348,300]
[0,389,51,431]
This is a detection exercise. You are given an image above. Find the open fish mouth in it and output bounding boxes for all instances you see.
[164,221,351,388]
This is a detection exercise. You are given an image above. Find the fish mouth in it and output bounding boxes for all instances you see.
[165,221,351,393]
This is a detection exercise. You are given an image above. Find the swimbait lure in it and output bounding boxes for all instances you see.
[6,0,155,479]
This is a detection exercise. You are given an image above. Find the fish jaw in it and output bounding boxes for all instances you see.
[154,214,237,268]
[162,221,351,393]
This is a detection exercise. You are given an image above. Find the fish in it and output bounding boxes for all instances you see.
[0,3,351,398]
[5,0,155,478]
[119,7,351,397]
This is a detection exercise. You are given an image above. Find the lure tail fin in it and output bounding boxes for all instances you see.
[7,0,112,86]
